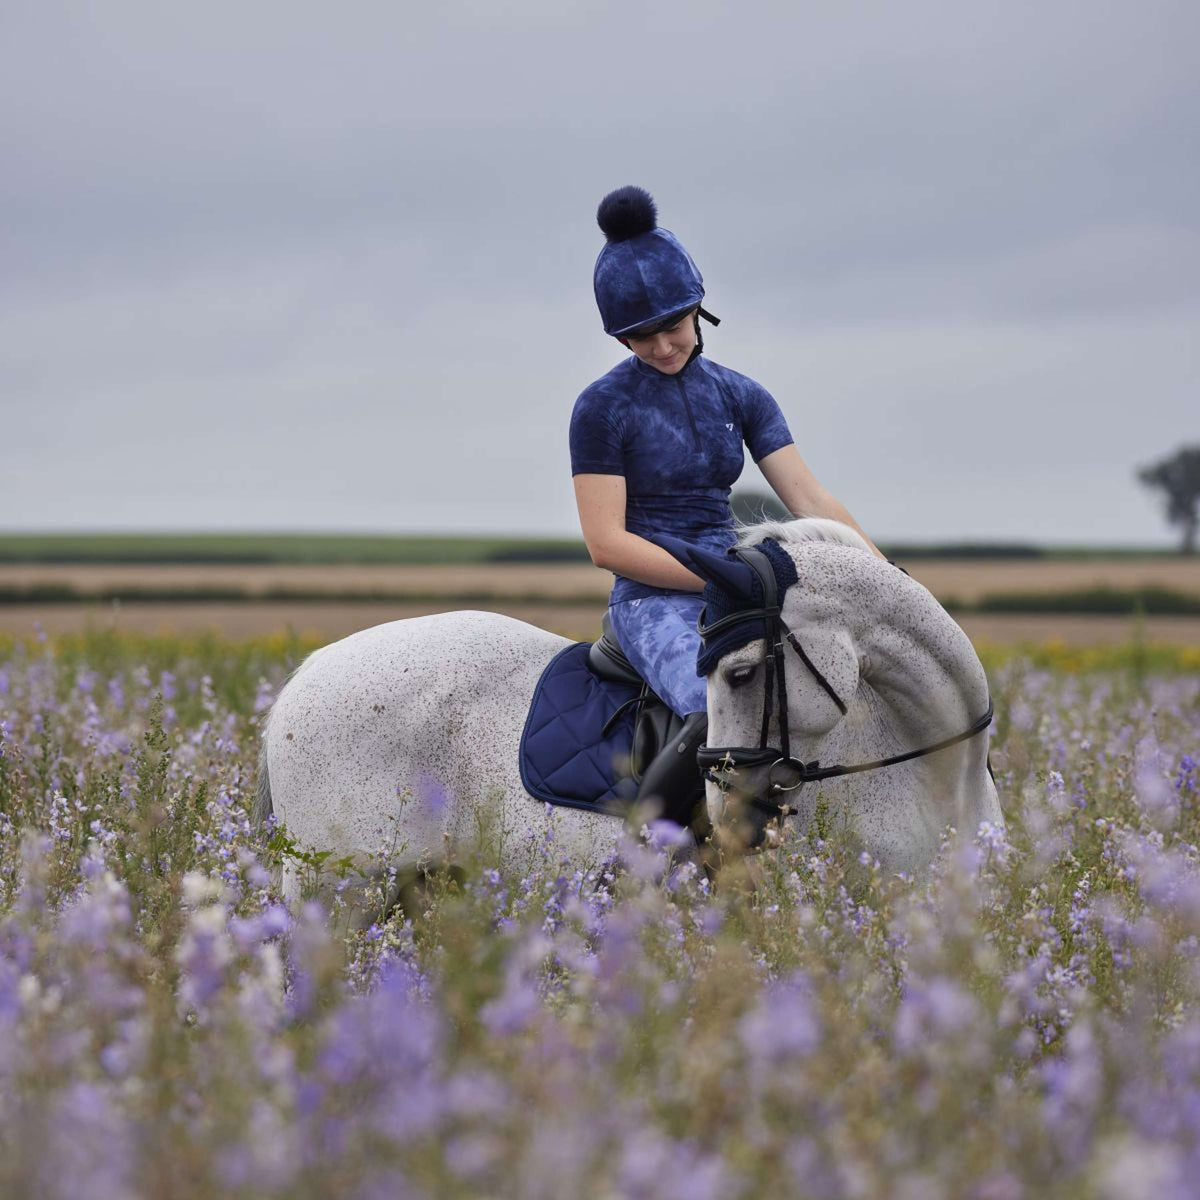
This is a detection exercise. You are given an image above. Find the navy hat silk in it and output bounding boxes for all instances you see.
[593,187,706,337]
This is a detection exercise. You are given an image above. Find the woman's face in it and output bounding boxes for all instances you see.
[622,310,697,375]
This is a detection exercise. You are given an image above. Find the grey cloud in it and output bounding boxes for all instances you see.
[2,0,1197,542]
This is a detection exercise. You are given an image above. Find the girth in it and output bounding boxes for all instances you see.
[697,546,993,818]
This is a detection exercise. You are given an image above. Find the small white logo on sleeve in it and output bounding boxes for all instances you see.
[725,423,734,432]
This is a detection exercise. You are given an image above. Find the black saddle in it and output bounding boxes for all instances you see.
[587,613,685,785]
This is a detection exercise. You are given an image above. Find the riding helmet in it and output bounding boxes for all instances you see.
[592,186,707,337]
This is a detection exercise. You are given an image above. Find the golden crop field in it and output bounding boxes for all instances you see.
[2,555,1199,601]
[0,562,611,598]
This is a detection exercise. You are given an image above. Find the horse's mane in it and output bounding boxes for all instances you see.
[735,515,872,553]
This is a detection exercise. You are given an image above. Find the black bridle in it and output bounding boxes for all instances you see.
[695,547,994,818]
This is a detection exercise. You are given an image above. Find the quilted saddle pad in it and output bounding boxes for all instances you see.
[519,642,641,815]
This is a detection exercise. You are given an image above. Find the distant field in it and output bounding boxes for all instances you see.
[901,557,1200,602]
[3,558,1198,603]
[0,600,608,643]
[3,552,1199,646]
[0,533,591,565]
[0,562,611,598]
[4,598,1200,648]
[0,532,1186,565]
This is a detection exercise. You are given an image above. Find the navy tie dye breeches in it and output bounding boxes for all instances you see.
[606,592,707,718]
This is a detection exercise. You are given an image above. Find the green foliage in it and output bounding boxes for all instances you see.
[970,585,1200,615]
[263,825,358,894]
[0,531,1185,565]
[0,532,590,565]
[0,582,604,606]
[884,541,1044,559]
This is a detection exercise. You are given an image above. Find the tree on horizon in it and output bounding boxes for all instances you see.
[1138,445,1200,555]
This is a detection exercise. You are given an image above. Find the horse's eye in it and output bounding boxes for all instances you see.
[726,663,757,689]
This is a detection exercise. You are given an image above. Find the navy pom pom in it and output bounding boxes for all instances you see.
[597,186,657,242]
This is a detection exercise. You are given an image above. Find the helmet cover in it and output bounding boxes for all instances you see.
[593,186,705,337]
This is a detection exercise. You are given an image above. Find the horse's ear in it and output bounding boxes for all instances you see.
[650,535,760,602]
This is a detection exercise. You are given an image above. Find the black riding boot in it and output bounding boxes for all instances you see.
[634,711,710,837]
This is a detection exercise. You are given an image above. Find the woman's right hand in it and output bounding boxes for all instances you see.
[573,474,706,591]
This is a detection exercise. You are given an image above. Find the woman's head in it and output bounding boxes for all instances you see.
[620,307,699,375]
[592,186,707,340]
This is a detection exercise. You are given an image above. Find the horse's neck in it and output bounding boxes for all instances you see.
[842,561,990,737]
[860,622,989,744]
[845,574,992,814]
[781,546,998,867]
[789,546,989,742]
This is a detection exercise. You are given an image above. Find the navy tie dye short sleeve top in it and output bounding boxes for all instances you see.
[569,353,794,603]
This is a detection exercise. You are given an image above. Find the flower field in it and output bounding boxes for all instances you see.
[1,629,1199,1198]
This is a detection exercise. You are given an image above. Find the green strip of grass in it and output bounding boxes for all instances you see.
[969,586,1200,615]
[1,532,1187,565]
[0,584,605,607]
[4,582,1200,614]
[0,533,591,565]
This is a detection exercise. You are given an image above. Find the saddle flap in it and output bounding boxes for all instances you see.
[632,704,685,783]
[519,642,640,814]
[519,639,685,814]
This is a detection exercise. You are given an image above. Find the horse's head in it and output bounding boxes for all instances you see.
[656,520,873,853]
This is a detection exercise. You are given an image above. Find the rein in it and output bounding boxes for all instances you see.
[695,548,994,818]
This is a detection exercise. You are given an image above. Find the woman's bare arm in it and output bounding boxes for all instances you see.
[758,445,884,558]
[573,474,706,591]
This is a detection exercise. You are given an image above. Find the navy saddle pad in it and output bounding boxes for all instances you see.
[519,642,641,815]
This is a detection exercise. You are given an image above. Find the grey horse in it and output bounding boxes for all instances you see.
[256,519,1001,898]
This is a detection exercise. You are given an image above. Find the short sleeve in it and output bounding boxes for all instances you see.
[569,388,626,476]
[740,381,794,462]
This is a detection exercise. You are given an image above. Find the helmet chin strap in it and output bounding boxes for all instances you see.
[693,307,720,354]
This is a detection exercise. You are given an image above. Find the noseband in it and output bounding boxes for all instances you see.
[695,547,994,818]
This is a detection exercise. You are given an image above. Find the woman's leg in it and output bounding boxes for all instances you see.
[607,594,709,831]
[606,593,706,718]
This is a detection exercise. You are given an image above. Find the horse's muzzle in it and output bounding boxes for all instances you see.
[697,744,820,813]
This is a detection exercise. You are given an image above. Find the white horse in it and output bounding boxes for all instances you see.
[256,519,1001,898]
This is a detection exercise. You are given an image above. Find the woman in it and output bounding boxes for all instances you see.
[570,186,879,827]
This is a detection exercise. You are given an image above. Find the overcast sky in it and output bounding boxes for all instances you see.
[2,1,1197,544]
